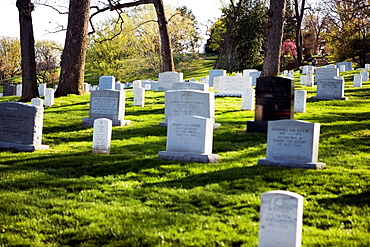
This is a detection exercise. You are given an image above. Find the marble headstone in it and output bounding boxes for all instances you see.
[258,120,326,169]
[158,71,183,91]
[258,190,304,247]
[158,115,219,163]
[82,89,130,127]
[92,118,112,155]
[312,76,347,100]
[209,69,226,87]
[99,76,115,90]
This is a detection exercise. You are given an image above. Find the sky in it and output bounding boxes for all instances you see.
[0,0,223,45]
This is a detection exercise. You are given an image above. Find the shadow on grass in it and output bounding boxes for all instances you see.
[317,191,370,208]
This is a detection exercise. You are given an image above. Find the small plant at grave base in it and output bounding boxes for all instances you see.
[0,69,369,246]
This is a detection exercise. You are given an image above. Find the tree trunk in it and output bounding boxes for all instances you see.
[261,0,286,77]
[153,0,174,72]
[17,0,39,102]
[214,0,243,70]
[55,0,90,97]
[294,0,305,67]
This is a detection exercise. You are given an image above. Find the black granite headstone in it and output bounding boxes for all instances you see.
[247,76,294,133]
[3,84,16,96]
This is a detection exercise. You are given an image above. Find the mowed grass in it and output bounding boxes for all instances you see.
[0,70,369,246]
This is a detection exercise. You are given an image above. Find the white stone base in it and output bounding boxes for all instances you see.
[82,118,130,127]
[0,141,49,152]
[258,158,326,169]
[158,151,219,163]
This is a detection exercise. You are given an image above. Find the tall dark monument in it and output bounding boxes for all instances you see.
[247,76,294,133]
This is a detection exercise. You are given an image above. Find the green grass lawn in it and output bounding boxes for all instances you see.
[0,70,369,246]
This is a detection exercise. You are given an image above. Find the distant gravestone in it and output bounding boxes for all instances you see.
[158,71,183,91]
[115,82,124,91]
[0,102,49,151]
[365,64,370,71]
[360,70,369,81]
[16,84,22,96]
[299,75,306,85]
[38,84,46,96]
[302,65,314,74]
[158,115,219,163]
[294,90,307,113]
[213,77,220,91]
[258,190,304,247]
[134,86,145,107]
[258,120,326,169]
[216,76,251,96]
[312,76,347,100]
[243,69,258,78]
[92,118,112,155]
[247,76,294,133]
[315,67,339,83]
[353,74,362,87]
[83,83,90,93]
[160,90,219,128]
[3,84,16,96]
[336,62,352,71]
[209,69,226,87]
[250,71,261,87]
[241,88,255,111]
[82,89,130,127]
[305,72,314,87]
[31,98,43,107]
[173,82,209,91]
[339,65,346,73]
[99,76,115,90]
[44,89,54,107]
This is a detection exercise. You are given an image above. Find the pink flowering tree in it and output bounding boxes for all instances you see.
[282,39,297,56]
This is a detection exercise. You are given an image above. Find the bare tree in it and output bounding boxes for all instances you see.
[16,0,39,102]
[261,0,286,76]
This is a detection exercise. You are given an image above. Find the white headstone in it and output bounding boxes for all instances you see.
[31,98,44,107]
[216,76,252,96]
[213,77,220,91]
[243,69,258,77]
[258,190,304,247]
[339,65,346,73]
[313,76,347,100]
[258,120,326,169]
[134,86,145,107]
[241,88,255,111]
[315,68,339,83]
[305,72,314,87]
[144,84,152,90]
[84,83,90,93]
[336,62,352,71]
[299,76,306,85]
[158,72,183,91]
[44,88,54,107]
[365,64,370,71]
[172,82,209,91]
[162,90,215,125]
[158,115,219,163]
[302,65,314,74]
[99,76,115,90]
[0,93,3,97]
[250,71,261,87]
[354,74,362,87]
[82,89,130,127]
[38,84,46,96]
[16,84,22,97]
[92,118,112,155]
[133,80,142,90]
[115,82,124,91]
[360,70,369,81]
[209,69,226,87]
[294,90,307,113]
